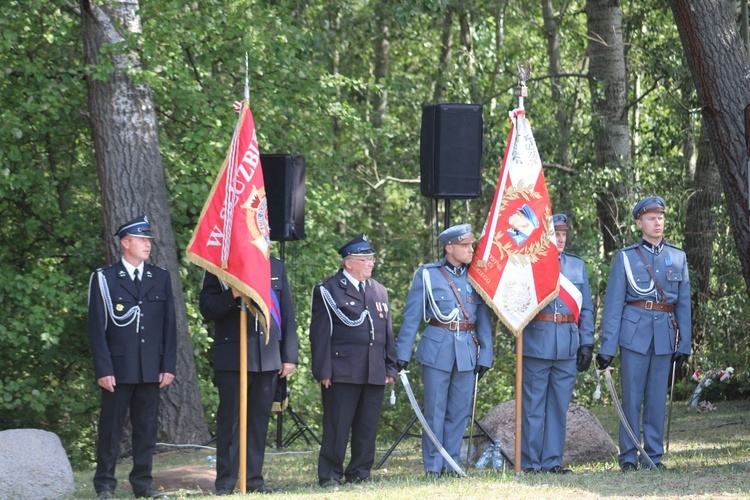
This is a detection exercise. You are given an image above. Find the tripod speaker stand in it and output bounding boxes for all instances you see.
[375,406,511,469]
[272,375,320,448]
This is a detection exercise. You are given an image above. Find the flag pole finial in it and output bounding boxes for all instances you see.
[244,52,250,102]
[515,63,530,110]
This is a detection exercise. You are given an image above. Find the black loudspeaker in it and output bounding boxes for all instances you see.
[261,154,306,241]
[420,103,483,199]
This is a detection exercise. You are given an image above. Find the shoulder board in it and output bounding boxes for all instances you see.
[664,242,684,251]
[423,262,442,269]
[146,263,168,272]
[316,274,338,287]
[562,251,584,262]
[96,263,114,272]
[622,243,640,251]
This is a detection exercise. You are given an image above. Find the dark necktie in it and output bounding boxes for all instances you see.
[359,281,366,299]
[134,268,141,291]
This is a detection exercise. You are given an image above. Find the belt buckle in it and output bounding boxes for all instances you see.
[553,312,560,323]
[644,300,653,311]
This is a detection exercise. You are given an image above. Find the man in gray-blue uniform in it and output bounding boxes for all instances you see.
[310,234,398,487]
[396,223,493,476]
[521,214,595,474]
[596,196,691,472]
[88,215,176,499]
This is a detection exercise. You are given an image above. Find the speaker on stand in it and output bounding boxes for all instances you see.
[260,153,319,448]
[420,103,483,253]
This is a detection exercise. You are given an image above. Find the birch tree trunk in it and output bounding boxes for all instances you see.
[585,0,633,253]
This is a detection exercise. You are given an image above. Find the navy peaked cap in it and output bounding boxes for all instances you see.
[338,233,375,257]
[115,215,153,239]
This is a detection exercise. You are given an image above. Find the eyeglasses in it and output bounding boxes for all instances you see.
[350,257,376,264]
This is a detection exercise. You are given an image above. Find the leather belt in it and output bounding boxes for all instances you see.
[533,313,576,323]
[428,318,476,331]
[627,300,674,312]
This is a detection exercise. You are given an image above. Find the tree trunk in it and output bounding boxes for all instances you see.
[685,125,721,351]
[433,7,454,103]
[81,0,209,445]
[458,6,481,104]
[585,0,633,253]
[671,0,750,297]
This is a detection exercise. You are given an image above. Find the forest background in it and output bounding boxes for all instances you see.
[1,0,749,469]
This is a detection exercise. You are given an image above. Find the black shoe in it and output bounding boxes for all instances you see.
[248,484,277,493]
[96,491,115,500]
[545,465,573,474]
[215,488,233,496]
[440,469,460,478]
[641,462,668,471]
[425,471,441,479]
[320,478,340,488]
[134,488,168,499]
[621,462,638,472]
[346,476,373,484]
[523,468,540,474]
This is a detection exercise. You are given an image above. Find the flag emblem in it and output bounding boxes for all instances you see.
[241,185,270,258]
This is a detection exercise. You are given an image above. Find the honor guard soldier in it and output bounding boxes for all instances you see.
[596,196,691,471]
[309,234,398,487]
[395,224,494,476]
[199,257,298,495]
[88,215,176,499]
[520,214,595,474]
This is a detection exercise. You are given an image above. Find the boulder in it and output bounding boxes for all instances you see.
[0,429,75,499]
[474,401,618,466]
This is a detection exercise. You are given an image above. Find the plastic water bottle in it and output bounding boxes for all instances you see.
[206,455,216,468]
[475,442,494,469]
[491,440,504,471]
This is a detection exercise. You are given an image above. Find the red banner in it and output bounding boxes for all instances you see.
[186,101,272,333]
[468,108,559,336]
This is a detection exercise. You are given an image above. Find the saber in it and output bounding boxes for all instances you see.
[666,322,681,453]
[665,360,677,452]
[399,370,466,477]
[600,368,657,470]
[468,372,479,467]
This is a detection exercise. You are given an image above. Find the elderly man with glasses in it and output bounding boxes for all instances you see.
[309,234,398,488]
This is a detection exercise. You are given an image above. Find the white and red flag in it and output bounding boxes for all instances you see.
[186,100,274,334]
[468,108,559,335]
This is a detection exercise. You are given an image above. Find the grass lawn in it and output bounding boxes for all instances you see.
[72,400,750,499]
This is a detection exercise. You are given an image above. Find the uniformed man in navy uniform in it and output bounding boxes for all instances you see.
[309,234,398,487]
[88,215,176,499]
[199,257,298,495]
[395,224,493,476]
[520,214,595,474]
[596,196,691,471]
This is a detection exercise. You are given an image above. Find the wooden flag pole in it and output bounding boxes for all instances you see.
[515,332,523,474]
[239,300,248,493]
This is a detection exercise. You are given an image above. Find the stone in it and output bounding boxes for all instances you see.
[0,428,75,499]
[474,401,618,467]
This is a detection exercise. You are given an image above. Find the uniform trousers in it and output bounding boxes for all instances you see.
[619,346,671,466]
[421,364,473,473]
[214,370,278,491]
[94,383,160,494]
[318,382,385,484]
[521,356,576,471]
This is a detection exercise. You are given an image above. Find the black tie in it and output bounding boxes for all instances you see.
[134,268,141,291]
[359,281,366,299]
